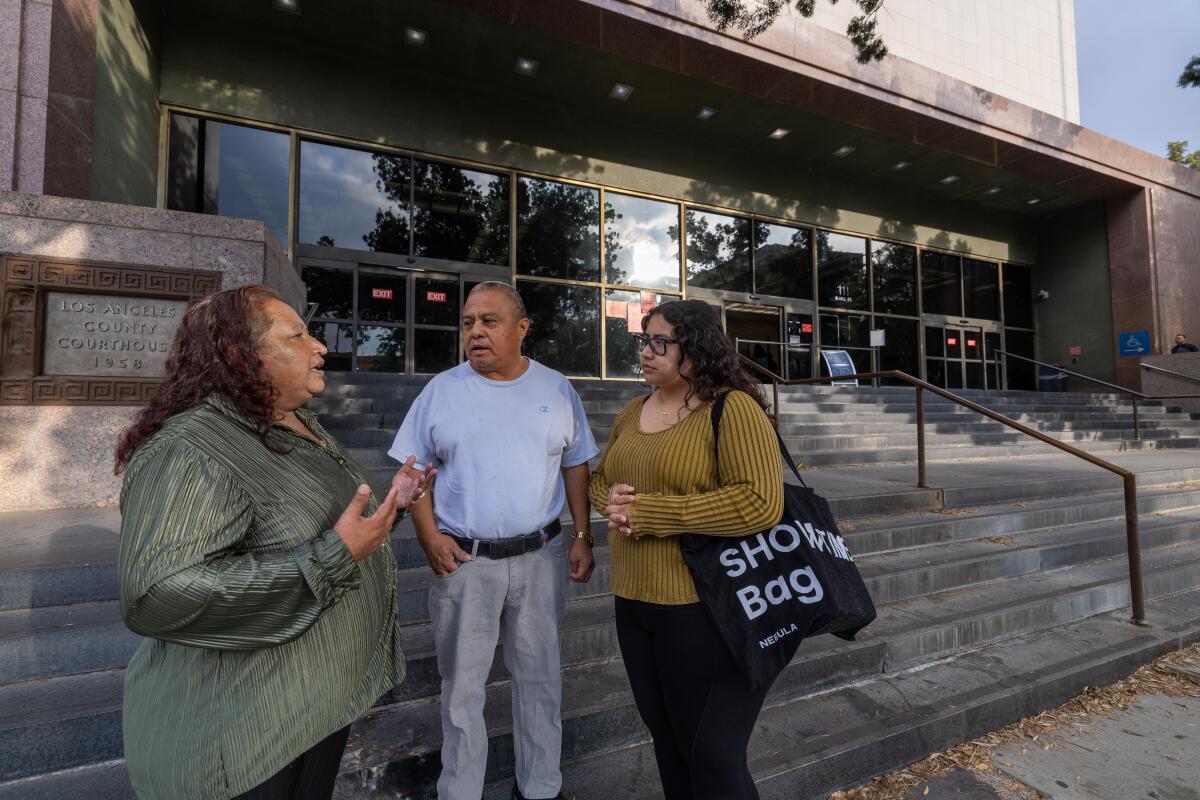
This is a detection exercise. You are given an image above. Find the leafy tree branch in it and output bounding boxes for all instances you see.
[705,0,888,64]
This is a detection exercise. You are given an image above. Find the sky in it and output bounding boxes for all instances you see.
[1074,0,1200,158]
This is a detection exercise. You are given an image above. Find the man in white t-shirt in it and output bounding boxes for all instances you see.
[389,282,599,800]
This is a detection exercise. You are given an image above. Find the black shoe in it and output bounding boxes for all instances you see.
[511,785,566,800]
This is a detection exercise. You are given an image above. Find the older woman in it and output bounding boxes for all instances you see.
[114,285,432,800]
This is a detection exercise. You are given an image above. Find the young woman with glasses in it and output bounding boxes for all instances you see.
[588,299,784,799]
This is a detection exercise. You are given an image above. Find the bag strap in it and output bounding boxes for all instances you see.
[711,391,807,487]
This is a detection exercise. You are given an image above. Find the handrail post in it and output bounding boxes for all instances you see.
[916,385,927,488]
[1123,474,1148,625]
[1131,394,1140,441]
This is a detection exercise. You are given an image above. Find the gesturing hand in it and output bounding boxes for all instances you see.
[334,483,399,561]
[391,455,437,510]
[605,483,638,538]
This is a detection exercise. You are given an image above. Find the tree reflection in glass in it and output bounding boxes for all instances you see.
[297,141,409,254]
[356,325,405,372]
[301,266,354,319]
[605,193,681,291]
[817,231,868,310]
[412,160,510,265]
[517,178,615,282]
[307,321,353,371]
[755,223,812,299]
[680,209,752,294]
[518,281,599,377]
[872,241,917,316]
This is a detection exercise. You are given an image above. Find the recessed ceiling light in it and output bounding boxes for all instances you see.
[892,161,910,170]
[985,187,1001,195]
[405,27,428,46]
[272,0,300,13]
[609,83,634,100]
[939,175,960,184]
[697,107,717,120]
[514,57,539,76]
[832,145,856,157]
[1026,197,1041,205]
[768,128,790,140]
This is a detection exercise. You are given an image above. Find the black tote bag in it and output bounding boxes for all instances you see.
[679,393,877,691]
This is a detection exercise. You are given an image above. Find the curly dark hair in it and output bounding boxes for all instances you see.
[114,284,284,473]
[642,299,768,411]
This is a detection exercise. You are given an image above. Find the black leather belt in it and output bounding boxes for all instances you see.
[450,519,562,560]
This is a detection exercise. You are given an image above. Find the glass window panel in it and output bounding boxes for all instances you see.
[877,317,920,382]
[946,329,962,359]
[307,321,353,371]
[964,331,982,361]
[684,209,752,294]
[516,177,600,281]
[921,251,962,316]
[946,360,964,389]
[966,361,984,389]
[301,266,354,319]
[605,192,681,291]
[1004,328,1037,391]
[785,313,814,381]
[817,232,868,310]
[871,241,917,315]
[985,332,1002,362]
[357,271,406,323]
[925,324,944,358]
[167,115,290,248]
[412,159,510,265]
[964,259,1000,320]
[1003,264,1034,328]
[754,223,812,300]
[604,289,668,378]
[415,276,459,326]
[819,312,870,352]
[518,281,599,377]
[299,140,410,253]
[414,329,458,374]
[926,359,945,388]
[356,325,406,372]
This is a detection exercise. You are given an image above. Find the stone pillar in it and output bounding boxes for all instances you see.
[1105,189,1156,390]
[1,0,53,194]
[43,0,97,198]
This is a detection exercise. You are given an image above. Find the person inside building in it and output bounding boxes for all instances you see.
[387,281,599,800]
[114,285,432,800]
[588,299,784,800]
[1171,333,1198,353]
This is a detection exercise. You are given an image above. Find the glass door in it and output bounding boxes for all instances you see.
[924,320,1003,389]
[725,302,783,380]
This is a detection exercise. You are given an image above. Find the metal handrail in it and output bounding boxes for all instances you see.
[1141,362,1200,387]
[736,353,1151,625]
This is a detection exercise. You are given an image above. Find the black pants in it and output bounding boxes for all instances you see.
[232,725,350,800]
[615,597,769,800]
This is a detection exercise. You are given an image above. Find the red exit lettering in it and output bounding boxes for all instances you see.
[947,337,958,346]
[371,288,393,300]
[801,323,813,334]
[426,291,447,303]
[967,339,977,347]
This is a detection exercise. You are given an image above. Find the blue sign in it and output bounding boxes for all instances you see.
[820,349,858,386]
[1118,331,1151,356]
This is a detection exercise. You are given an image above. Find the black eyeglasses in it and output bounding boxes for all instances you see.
[633,333,678,356]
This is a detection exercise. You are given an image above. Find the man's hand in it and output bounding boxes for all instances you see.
[419,531,473,577]
[390,455,437,510]
[605,483,638,538]
[334,483,399,561]
[569,537,595,583]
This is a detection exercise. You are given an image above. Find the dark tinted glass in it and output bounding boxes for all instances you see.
[872,241,917,315]
[966,361,984,389]
[946,329,962,359]
[921,251,961,316]
[877,316,920,382]
[605,193,680,290]
[818,312,870,350]
[963,259,1000,320]
[516,177,600,281]
[357,272,406,323]
[302,266,354,319]
[167,115,290,247]
[415,276,459,326]
[926,358,945,388]
[298,140,410,253]
[519,281,599,377]
[412,160,509,265]
[1004,328,1037,390]
[414,329,458,374]
[817,232,868,310]
[1003,264,1034,328]
[684,209,752,293]
[754,223,812,299]
[985,331,1002,361]
[925,324,944,358]
[308,322,352,371]
[605,289,666,378]
[356,326,405,372]
[963,330,981,360]
[786,313,814,380]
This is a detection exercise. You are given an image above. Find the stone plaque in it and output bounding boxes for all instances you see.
[42,292,188,378]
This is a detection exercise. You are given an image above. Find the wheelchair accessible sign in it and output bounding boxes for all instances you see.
[1119,331,1151,356]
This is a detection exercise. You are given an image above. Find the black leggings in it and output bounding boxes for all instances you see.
[232,725,350,800]
[615,597,769,800]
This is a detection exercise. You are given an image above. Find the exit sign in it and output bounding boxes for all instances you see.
[426,291,447,303]
[1069,345,1083,356]
[371,288,393,300]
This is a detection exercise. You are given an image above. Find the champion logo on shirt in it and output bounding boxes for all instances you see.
[539,405,551,413]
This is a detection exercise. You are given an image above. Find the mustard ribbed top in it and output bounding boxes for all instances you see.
[588,390,785,605]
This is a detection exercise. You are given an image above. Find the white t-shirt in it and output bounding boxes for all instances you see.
[387,359,599,540]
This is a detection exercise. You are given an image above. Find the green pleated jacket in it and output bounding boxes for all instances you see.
[117,395,405,799]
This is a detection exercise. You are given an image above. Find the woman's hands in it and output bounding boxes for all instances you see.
[334,483,399,561]
[605,483,639,538]
[391,455,437,510]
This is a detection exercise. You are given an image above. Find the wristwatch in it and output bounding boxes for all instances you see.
[573,529,595,547]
